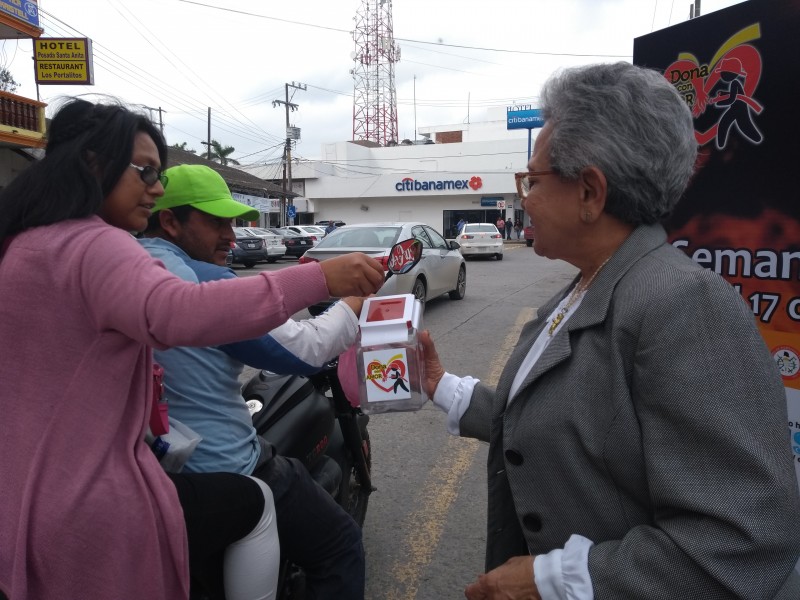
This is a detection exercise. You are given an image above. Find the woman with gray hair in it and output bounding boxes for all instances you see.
[420,62,800,599]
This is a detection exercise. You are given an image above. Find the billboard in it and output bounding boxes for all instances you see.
[34,38,94,85]
[506,106,544,130]
[634,0,800,490]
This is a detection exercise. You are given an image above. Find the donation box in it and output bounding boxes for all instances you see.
[356,294,427,414]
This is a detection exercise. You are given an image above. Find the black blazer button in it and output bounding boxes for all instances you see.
[523,514,542,532]
[505,449,523,465]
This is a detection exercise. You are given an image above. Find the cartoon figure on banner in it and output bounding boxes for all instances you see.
[710,56,763,147]
[664,24,764,149]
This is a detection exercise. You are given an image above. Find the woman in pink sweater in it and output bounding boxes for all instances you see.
[0,99,384,599]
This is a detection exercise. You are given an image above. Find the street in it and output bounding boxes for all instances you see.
[237,242,577,599]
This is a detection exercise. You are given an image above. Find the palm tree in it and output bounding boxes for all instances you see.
[209,139,240,166]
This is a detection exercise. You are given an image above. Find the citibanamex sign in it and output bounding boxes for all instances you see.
[395,176,483,192]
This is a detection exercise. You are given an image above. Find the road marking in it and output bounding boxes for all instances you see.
[385,306,536,599]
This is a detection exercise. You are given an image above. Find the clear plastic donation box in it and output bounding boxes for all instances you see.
[356,293,428,414]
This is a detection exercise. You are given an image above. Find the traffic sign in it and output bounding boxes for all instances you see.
[287,205,297,218]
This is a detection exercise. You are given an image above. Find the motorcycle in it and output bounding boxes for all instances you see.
[241,238,424,598]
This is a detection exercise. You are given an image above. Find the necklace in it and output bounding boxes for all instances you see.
[548,256,611,336]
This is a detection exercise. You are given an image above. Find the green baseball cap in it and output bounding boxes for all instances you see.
[153,164,260,221]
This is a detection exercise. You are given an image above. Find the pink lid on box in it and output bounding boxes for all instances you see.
[365,297,408,322]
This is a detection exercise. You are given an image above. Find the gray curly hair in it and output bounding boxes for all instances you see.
[540,62,697,225]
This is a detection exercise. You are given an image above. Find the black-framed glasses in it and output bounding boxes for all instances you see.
[514,169,558,197]
[129,162,168,188]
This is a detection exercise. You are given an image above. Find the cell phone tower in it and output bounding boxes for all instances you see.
[351,0,401,146]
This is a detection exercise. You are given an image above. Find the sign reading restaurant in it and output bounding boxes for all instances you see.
[34,37,94,85]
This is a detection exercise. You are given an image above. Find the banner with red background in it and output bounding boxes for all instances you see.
[634,0,800,492]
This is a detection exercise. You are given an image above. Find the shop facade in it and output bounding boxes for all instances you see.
[240,108,533,236]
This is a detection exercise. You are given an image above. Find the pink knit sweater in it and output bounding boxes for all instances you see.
[0,216,329,599]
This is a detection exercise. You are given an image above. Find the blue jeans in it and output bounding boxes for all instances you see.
[254,444,365,600]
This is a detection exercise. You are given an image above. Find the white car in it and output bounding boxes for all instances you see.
[456,223,504,260]
[285,225,326,246]
[300,222,466,314]
[235,227,286,263]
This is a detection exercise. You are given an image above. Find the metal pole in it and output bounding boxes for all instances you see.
[206,107,211,160]
[285,83,293,227]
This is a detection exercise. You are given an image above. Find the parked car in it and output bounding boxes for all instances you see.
[267,227,315,258]
[235,227,286,263]
[524,224,535,247]
[231,229,268,268]
[285,225,326,246]
[299,222,466,315]
[315,220,347,229]
[456,223,504,260]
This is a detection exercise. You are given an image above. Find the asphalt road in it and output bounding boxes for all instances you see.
[235,243,578,599]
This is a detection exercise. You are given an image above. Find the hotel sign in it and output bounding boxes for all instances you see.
[0,0,39,28]
[34,38,94,85]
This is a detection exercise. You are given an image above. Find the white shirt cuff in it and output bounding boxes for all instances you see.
[533,534,594,600]
[431,372,479,435]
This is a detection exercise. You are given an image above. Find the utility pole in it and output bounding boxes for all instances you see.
[272,82,306,226]
[200,107,212,160]
[144,106,166,135]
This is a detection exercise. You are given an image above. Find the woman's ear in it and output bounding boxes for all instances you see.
[579,166,608,221]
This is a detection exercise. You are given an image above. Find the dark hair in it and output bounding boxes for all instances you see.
[0,98,167,243]
[142,204,196,235]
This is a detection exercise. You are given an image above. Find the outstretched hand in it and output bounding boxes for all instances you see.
[464,556,540,600]
[419,330,445,398]
[319,253,385,297]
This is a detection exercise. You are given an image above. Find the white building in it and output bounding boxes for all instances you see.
[240,107,539,237]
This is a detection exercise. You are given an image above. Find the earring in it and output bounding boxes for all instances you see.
[583,212,592,222]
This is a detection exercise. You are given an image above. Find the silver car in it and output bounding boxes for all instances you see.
[285,225,326,246]
[300,222,466,313]
[235,227,286,263]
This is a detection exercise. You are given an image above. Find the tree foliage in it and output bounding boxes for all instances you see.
[170,141,197,154]
[0,67,19,93]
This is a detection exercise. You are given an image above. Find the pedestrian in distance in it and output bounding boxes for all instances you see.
[505,217,514,240]
[514,219,523,239]
[495,216,506,238]
[419,62,800,599]
[140,164,371,600]
[0,98,384,600]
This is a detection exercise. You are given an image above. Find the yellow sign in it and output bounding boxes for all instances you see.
[34,37,94,85]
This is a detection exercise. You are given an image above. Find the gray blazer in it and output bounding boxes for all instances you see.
[460,224,800,599]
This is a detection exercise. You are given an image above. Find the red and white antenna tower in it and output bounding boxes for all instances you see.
[351,0,400,146]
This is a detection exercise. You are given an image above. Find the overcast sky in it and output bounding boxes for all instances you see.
[3,0,745,173]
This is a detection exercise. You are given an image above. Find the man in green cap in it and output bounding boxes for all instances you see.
[139,164,380,599]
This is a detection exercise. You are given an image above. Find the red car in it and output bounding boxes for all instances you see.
[524,225,535,247]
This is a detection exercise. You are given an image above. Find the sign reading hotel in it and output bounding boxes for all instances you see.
[0,0,39,28]
[34,38,94,85]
